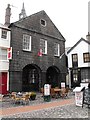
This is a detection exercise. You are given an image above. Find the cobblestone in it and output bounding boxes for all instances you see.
[1,92,90,118]
[3,104,89,118]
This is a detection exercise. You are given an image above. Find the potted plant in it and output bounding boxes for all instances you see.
[30,92,36,100]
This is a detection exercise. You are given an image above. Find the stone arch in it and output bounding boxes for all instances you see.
[22,64,41,92]
[46,66,60,87]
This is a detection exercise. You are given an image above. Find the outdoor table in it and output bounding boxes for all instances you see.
[54,88,61,98]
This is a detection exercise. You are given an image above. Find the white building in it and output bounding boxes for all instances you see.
[67,38,90,88]
[0,23,11,94]
[0,4,11,94]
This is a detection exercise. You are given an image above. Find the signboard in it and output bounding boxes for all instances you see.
[75,92,83,106]
[61,82,65,88]
[80,83,88,89]
[73,87,84,107]
[44,84,50,96]
[7,47,12,60]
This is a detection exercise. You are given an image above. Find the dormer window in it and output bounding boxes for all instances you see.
[40,19,46,26]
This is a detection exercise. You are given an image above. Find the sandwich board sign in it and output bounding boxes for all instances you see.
[73,87,84,107]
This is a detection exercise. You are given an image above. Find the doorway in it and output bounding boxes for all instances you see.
[0,72,7,94]
[46,66,60,87]
[22,64,41,92]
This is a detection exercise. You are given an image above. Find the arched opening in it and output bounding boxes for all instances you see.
[46,66,60,88]
[22,64,41,92]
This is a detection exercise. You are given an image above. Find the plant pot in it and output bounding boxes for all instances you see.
[30,95,36,100]
[29,92,36,100]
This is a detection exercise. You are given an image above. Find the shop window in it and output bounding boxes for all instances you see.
[73,69,78,83]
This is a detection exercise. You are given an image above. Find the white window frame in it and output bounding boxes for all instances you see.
[0,48,7,61]
[40,39,47,54]
[23,34,31,51]
[54,43,60,56]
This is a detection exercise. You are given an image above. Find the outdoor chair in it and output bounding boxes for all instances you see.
[40,88,44,96]
[60,88,69,98]
[20,94,30,105]
[50,88,56,98]
[11,94,21,104]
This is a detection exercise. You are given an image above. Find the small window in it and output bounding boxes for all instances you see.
[0,49,7,60]
[40,39,47,54]
[40,19,46,26]
[23,34,31,51]
[83,52,90,63]
[1,29,7,39]
[54,43,60,56]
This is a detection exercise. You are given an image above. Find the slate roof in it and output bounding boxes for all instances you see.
[9,10,65,41]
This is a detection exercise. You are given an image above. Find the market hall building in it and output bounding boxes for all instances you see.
[9,10,67,92]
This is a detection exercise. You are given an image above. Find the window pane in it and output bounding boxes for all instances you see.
[40,39,47,54]
[23,34,31,51]
[40,19,46,26]
[0,49,7,60]
[73,69,78,83]
[54,43,59,56]
[1,29,7,39]
[83,53,90,62]
[72,54,78,62]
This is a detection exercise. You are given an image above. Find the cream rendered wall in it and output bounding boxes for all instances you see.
[0,24,11,92]
[0,28,10,48]
[68,40,90,68]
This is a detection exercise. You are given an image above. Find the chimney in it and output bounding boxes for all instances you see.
[86,32,90,41]
[5,4,11,26]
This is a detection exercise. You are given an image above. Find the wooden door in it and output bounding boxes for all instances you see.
[0,72,7,94]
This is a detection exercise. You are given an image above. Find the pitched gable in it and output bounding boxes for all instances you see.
[67,38,90,54]
[10,10,65,41]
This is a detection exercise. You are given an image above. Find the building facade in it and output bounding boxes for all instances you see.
[0,23,11,94]
[9,10,67,92]
[67,38,90,88]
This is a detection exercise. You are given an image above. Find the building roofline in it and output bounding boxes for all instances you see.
[0,23,11,31]
[9,10,66,42]
[67,38,90,54]
[9,23,65,41]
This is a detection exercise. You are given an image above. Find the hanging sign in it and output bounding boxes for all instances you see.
[7,47,12,60]
[38,49,42,57]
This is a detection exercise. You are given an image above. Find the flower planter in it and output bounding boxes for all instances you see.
[29,92,36,100]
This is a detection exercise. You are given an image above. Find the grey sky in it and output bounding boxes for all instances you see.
[0,0,89,47]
